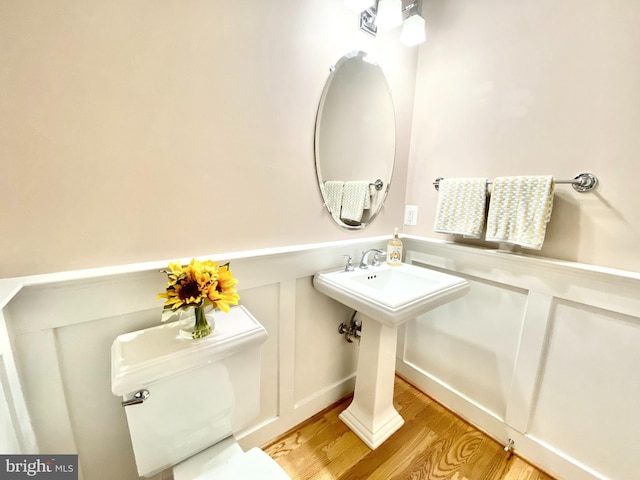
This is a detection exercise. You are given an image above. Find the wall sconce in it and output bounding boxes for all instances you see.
[359,5,378,37]
[349,0,426,46]
[400,3,426,46]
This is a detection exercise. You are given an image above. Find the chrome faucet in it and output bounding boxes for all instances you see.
[359,249,386,269]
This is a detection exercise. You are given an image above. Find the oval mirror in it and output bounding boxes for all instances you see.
[314,51,396,229]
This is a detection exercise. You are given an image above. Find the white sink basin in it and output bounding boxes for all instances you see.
[313,262,469,327]
[313,261,470,449]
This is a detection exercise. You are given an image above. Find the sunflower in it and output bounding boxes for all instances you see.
[206,264,240,312]
[158,259,240,316]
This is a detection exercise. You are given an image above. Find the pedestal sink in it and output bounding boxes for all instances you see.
[313,262,469,449]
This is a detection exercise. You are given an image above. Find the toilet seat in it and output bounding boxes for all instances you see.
[173,437,290,480]
[194,448,290,480]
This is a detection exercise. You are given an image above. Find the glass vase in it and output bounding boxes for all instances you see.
[179,305,214,339]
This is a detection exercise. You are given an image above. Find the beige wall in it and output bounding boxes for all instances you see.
[0,0,416,277]
[5,0,637,277]
[405,0,640,272]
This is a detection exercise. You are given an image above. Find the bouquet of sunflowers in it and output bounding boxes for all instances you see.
[157,259,240,337]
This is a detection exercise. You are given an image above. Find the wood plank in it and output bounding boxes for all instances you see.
[264,376,556,480]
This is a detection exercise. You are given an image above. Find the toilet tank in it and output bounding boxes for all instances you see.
[111,305,268,478]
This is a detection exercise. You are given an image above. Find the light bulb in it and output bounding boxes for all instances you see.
[400,14,426,46]
[375,0,403,30]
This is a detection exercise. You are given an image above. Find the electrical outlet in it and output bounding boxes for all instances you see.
[404,205,418,226]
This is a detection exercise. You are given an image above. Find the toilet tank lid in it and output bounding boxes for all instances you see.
[111,305,268,396]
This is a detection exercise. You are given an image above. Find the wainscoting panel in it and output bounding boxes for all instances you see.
[397,238,640,480]
[403,272,527,420]
[527,300,640,480]
[0,353,20,453]
[0,310,37,455]
[10,329,78,456]
[0,237,388,480]
[293,276,358,408]
[2,237,639,480]
[55,310,156,480]
[232,283,281,427]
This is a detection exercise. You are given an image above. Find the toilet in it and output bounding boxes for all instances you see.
[110,305,290,479]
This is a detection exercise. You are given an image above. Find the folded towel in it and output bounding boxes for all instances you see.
[341,181,370,223]
[433,178,488,238]
[364,184,372,210]
[485,175,554,250]
[321,181,344,219]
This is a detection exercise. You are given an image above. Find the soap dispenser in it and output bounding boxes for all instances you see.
[386,228,403,266]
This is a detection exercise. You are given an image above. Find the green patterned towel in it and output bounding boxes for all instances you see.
[486,175,554,250]
[434,177,488,238]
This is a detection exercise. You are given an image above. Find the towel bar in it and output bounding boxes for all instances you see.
[433,172,597,193]
[370,179,384,191]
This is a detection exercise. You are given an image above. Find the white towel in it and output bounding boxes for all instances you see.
[485,175,554,250]
[364,184,372,210]
[341,181,371,223]
[321,181,344,219]
[433,178,488,238]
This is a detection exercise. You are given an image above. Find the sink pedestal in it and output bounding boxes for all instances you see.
[314,262,470,449]
[339,315,404,449]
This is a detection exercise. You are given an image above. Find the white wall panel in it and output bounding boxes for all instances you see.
[404,272,527,419]
[3,237,639,480]
[528,300,640,479]
[10,330,78,456]
[0,354,20,453]
[0,238,388,480]
[236,284,280,425]
[0,310,37,455]
[56,310,156,480]
[398,238,640,480]
[293,277,358,407]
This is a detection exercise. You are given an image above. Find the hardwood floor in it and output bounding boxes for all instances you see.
[263,376,555,480]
